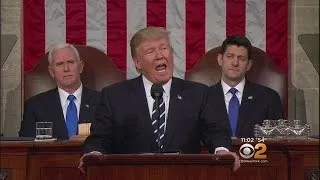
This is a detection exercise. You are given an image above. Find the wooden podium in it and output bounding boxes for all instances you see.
[0,139,318,180]
[83,154,234,180]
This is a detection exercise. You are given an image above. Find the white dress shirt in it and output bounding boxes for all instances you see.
[221,78,246,113]
[58,84,83,121]
[142,75,171,132]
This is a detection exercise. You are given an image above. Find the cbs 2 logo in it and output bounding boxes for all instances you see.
[239,143,267,159]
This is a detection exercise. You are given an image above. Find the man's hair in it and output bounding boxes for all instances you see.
[48,43,80,65]
[221,35,252,60]
[130,27,171,58]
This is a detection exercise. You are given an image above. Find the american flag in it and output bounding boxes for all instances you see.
[23,0,288,79]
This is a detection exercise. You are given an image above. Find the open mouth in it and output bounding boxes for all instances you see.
[156,63,167,73]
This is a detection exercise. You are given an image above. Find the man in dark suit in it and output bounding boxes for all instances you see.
[79,27,240,172]
[19,43,100,140]
[208,35,284,138]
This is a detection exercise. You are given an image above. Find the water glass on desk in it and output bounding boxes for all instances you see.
[36,122,52,140]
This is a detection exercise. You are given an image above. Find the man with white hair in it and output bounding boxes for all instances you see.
[19,43,100,140]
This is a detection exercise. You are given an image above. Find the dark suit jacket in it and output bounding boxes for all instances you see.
[19,87,100,140]
[83,76,231,154]
[208,80,284,138]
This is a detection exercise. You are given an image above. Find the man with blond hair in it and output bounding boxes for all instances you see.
[19,43,100,140]
[80,27,240,172]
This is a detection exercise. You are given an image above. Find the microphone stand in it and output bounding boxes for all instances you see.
[155,96,161,153]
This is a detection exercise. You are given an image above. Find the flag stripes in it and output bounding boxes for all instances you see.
[23,0,288,76]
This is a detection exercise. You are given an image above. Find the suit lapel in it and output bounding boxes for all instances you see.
[79,87,91,123]
[51,89,69,139]
[133,76,156,147]
[216,83,232,133]
[163,78,183,150]
[236,81,255,136]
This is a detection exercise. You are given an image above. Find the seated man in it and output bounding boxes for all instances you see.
[79,27,240,172]
[208,35,284,138]
[19,43,100,140]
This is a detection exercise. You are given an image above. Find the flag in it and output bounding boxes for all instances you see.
[23,0,288,79]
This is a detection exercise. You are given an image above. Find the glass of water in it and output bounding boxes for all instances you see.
[263,119,271,128]
[36,122,52,140]
[293,119,301,128]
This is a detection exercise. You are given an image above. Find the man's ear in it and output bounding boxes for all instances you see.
[48,66,54,78]
[79,59,84,73]
[217,54,223,66]
[246,59,253,71]
[133,57,142,70]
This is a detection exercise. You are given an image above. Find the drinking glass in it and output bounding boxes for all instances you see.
[36,122,52,140]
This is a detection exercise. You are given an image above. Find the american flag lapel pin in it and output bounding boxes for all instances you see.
[248,96,253,100]
[177,94,182,100]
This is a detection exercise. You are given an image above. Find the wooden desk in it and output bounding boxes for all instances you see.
[83,154,234,180]
[283,139,320,180]
[0,142,32,179]
[231,138,319,180]
[0,140,84,180]
[0,139,318,180]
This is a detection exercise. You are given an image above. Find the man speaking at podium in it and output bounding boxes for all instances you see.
[80,27,240,171]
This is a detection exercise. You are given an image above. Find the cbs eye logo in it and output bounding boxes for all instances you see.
[239,143,267,159]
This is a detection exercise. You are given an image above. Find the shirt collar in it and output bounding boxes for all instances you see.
[221,78,245,95]
[142,75,172,97]
[58,84,83,103]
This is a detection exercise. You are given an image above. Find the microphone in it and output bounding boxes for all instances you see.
[150,83,164,153]
[151,83,163,100]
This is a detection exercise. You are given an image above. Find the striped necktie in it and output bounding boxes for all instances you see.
[151,97,165,150]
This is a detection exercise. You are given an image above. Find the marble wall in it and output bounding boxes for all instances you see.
[1,0,319,136]
[1,0,22,136]
[290,0,319,136]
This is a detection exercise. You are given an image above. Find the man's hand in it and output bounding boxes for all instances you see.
[216,150,240,171]
[78,151,102,174]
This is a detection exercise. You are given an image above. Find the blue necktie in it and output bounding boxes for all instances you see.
[228,88,239,136]
[66,95,78,137]
[152,96,165,149]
